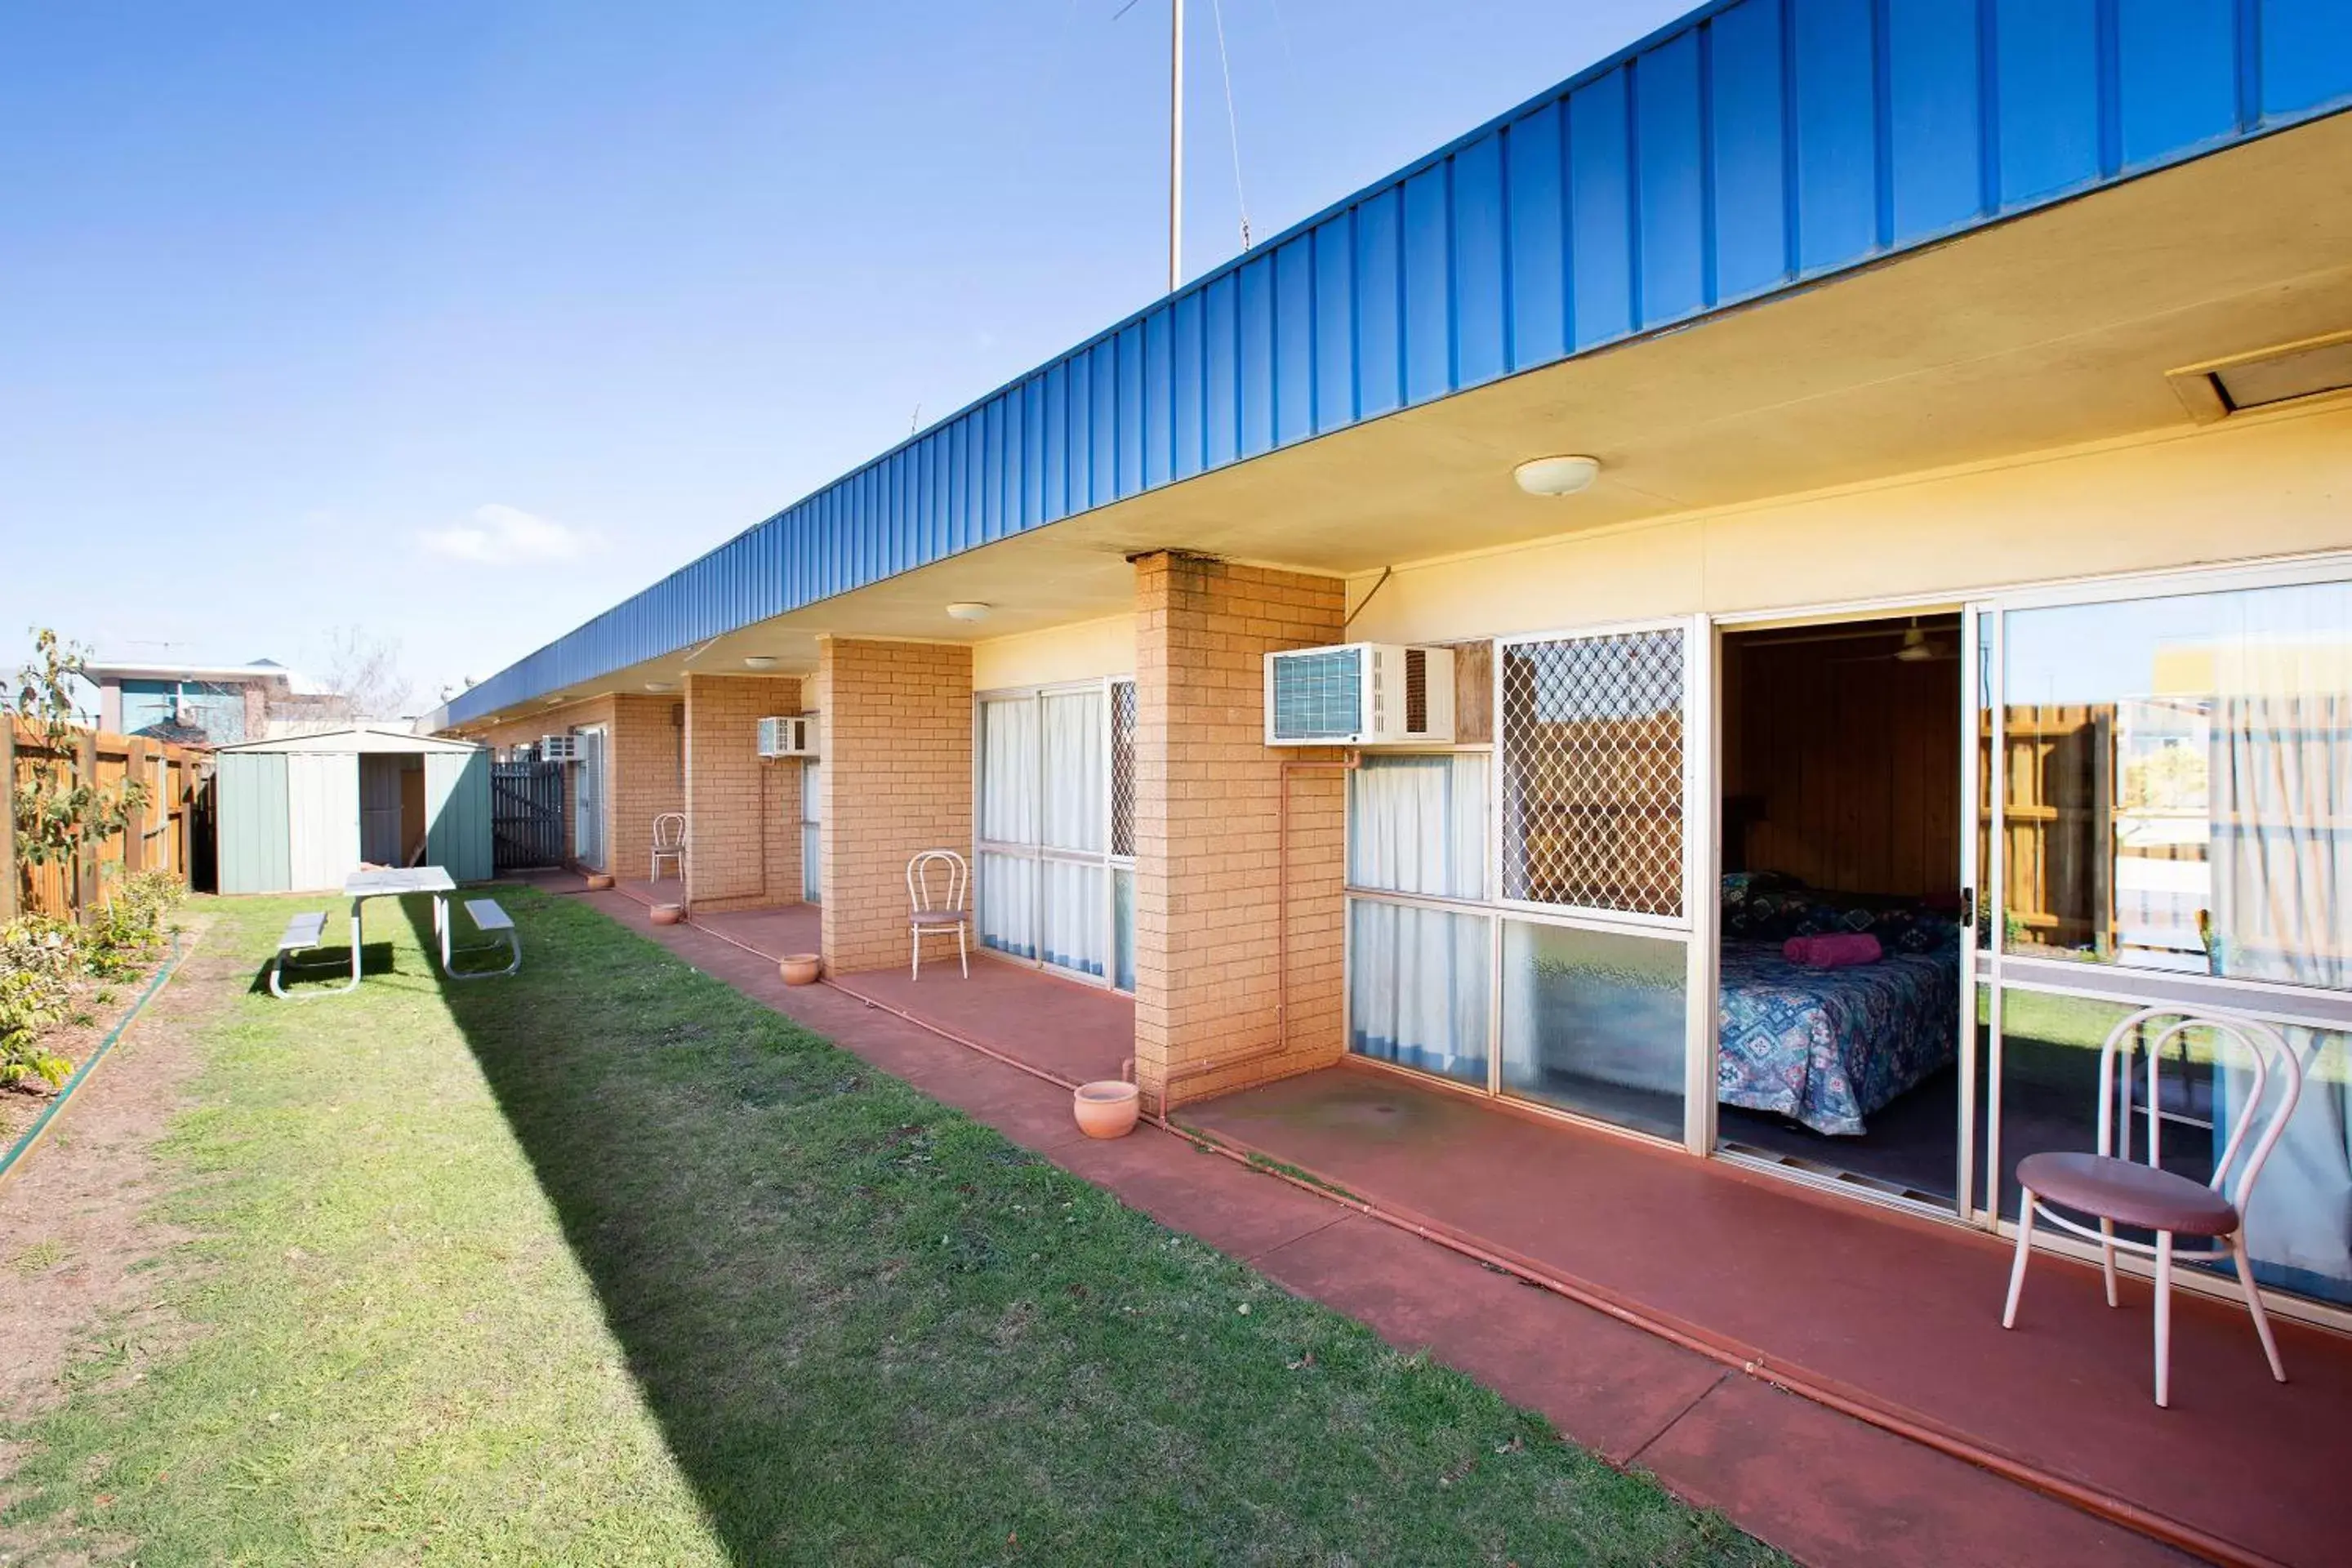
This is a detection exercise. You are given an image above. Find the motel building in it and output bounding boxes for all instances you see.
[434,4,2352,1557]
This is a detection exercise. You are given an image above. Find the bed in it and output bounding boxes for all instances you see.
[1713,880,1961,1137]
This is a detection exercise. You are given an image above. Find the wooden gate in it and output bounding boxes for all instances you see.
[490,761,564,871]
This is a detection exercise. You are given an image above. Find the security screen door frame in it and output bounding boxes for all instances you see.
[1489,615,1715,1155]
[973,677,1134,991]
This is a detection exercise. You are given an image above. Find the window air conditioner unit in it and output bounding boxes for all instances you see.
[757,714,819,760]
[1265,644,1454,746]
[539,734,581,763]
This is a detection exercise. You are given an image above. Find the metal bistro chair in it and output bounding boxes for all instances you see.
[651,812,688,883]
[2001,1004,2305,1408]
[906,849,971,981]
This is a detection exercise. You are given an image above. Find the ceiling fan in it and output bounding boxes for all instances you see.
[1829,617,1957,664]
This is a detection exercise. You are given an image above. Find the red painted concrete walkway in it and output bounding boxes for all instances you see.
[535,880,2241,1568]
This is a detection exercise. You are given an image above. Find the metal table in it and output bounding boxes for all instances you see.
[344,866,458,984]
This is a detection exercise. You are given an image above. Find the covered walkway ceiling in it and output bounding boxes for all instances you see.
[448,107,2352,725]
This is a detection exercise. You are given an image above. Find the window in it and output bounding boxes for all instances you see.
[1343,621,1700,1146]
[1348,755,1488,901]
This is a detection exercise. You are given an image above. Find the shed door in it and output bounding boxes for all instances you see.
[215,752,291,895]
[423,751,494,882]
[359,755,405,864]
[286,753,361,891]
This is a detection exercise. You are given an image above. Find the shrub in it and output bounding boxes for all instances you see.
[0,964,72,1088]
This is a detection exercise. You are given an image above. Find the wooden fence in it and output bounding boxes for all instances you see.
[2,718,207,922]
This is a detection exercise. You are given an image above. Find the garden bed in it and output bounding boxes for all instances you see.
[1,872,191,1150]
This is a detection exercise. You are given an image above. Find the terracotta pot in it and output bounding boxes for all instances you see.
[584,872,616,891]
[1073,1080,1141,1139]
[779,953,822,986]
[649,903,684,926]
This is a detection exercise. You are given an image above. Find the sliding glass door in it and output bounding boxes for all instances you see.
[1970,566,2352,1308]
[975,679,1135,990]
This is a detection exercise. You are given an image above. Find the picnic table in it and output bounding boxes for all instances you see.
[345,866,458,985]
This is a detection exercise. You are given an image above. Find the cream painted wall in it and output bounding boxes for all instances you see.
[971,612,1137,692]
[1344,401,2352,644]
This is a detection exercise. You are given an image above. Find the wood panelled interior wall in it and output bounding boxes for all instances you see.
[1721,617,1962,902]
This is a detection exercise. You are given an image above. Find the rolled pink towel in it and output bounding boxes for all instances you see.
[1784,933,1882,968]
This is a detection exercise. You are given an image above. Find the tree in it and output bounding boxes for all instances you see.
[318,627,418,722]
[8,629,149,919]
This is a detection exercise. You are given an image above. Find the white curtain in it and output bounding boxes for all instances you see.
[979,689,1111,975]
[2212,678,2352,1303]
[1343,755,1493,1085]
[1348,755,1487,899]
[1042,692,1106,853]
[980,698,1039,847]
[1042,859,1108,977]
[978,852,1037,960]
[1349,900,1488,1084]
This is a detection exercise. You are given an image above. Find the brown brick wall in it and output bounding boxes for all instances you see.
[470,693,683,877]
[1134,554,1348,1112]
[682,674,803,912]
[815,638,973,975]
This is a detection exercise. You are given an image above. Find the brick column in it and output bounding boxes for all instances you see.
[815,637,972,975]
[1134,553,1347,1112]
[681,675,802,911]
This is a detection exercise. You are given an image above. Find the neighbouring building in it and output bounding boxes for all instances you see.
[87,656,346,746]
[431,0,2352,1346]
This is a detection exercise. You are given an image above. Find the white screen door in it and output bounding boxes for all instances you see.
[572,726,608,871]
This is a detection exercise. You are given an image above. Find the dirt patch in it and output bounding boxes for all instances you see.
[0,933,194,1150]
[0,913,225,1434]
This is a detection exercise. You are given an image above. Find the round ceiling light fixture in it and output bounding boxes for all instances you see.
[742,655,779,670]
[946,602,992,623]
[1512,454,1602,497]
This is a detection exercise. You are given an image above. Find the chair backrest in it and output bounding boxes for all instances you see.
[653,813,686,852]
[2096,1005,2304,1213]
[907,849,969,915]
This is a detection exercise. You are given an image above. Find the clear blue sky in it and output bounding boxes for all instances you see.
[1,1,1689,707]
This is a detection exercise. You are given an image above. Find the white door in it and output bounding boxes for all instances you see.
[572,727,608,871]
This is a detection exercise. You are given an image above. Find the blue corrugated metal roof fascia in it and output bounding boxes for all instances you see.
[446,0,2352,727]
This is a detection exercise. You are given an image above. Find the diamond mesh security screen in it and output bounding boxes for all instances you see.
[1500,629,1686,917]
[1110,679,1137,858]
[1272,646,1363,740]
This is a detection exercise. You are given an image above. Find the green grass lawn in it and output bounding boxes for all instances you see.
[5,889,1780,1566]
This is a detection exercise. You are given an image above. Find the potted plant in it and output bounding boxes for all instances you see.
[1072,1079,1140,1138]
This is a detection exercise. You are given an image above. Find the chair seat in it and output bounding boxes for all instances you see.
[2018,1152,2238,1236]
[910,908,968,927]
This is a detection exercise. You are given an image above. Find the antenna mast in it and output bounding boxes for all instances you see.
[1169,0,1184,292]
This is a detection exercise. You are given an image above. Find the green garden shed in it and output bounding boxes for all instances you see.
[212,728,491,894]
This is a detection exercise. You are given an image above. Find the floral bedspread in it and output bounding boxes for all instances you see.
[1715,941,1959,1136]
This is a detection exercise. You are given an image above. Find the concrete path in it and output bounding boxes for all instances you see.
[577,886,2189,1568]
